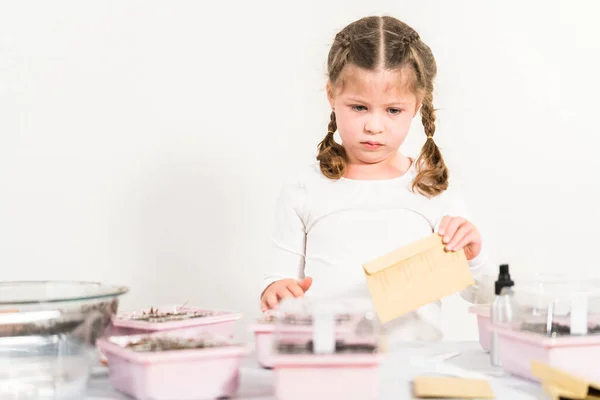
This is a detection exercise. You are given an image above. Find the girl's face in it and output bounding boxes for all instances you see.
[328,65,421,167]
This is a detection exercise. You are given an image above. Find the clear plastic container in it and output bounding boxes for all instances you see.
[97,330,248,400]
[272,297,384,400]
[0,335,92,400]
[248,306,364,369]
[470,273,600,353]
[492,275,600,381]
[109,304,242,338]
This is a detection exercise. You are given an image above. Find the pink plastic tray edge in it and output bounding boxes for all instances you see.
[493,325,600,348]
[112,305,242,330]
[97,336,249,364]
[273,352,384,367]
[248,323,275,334]
[468,305,490,317]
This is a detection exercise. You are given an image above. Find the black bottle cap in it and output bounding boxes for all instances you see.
[495,264,514,295]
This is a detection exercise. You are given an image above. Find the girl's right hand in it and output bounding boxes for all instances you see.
[260,277,313,312]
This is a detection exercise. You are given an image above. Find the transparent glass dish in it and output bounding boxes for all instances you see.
[0,335,92,400]
[0,281,129,345]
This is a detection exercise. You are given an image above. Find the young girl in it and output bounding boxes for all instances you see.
[260,16,490,340]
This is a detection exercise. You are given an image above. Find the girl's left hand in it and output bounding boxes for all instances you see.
[437,216,482,261]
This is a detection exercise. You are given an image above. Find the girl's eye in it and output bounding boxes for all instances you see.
[351,105,367,112]
[388,108,402,115]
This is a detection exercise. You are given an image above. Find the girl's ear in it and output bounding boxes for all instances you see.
[326,80,335,110]
[414,96,423,117]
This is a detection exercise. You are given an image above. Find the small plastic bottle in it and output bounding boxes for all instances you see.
[490,264,515,366]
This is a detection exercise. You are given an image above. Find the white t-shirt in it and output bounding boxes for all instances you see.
[263,162,490,341]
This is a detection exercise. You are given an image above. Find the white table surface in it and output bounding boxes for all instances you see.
[87,341,547,399]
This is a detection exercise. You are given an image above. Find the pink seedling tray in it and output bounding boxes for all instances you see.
[493,325,600,382]
[273,353,383,400]
[97,331,248,400]
[468,305,491,352]
[248,321,276,368]
[110,305,242,337]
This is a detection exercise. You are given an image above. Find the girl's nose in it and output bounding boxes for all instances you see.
[365,113,384,134]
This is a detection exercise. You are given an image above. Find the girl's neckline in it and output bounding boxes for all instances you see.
[339,157,415,183]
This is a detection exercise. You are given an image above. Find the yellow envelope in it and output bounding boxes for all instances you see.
[541,383,600,400]
[532,360,600,399]
[413,376,495,399]
[362,233,474,323]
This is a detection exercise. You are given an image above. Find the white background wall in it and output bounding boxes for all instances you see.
[1,0,599,342]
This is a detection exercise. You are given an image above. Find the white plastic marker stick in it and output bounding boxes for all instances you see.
[546,301,555,334]
[570,295,588,335]
[312,303,335,354]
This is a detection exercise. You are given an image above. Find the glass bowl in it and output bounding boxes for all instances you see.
[0,281,129,345]
[0,335,92,400]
